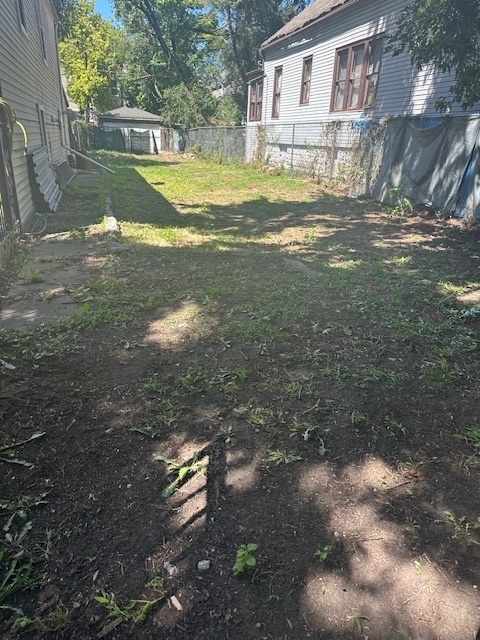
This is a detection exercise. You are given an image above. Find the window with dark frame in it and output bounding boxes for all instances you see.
[249,78,263,122]
[300,56,312,105]
[17,0,27,29]
[272,66,282,119]
[35,1,47,60]
[331,35,383,112]
[36,104,47,147]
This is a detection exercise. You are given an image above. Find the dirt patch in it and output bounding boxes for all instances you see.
[1,157,480,640]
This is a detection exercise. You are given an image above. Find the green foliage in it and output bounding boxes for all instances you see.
[53,0,82,39]
[59,0,122,113]
[154,452,205,498]
[442,510,480,539]
[266,450,302,465]
[420,357,459,390]
[95,588,160,624]
[95,589,131,620]
[233,543,258,575]
[388,0,480,110]
[211,0,309,103]
[385,187,413,218]
[162,84,218,129]
[349,612,370,635]
[455,427,480,454]
[215,94,243,125]
[314,545,334,562]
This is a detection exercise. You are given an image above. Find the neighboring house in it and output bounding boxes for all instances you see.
[248,0,479,126]
[0,0,70,259]
[246,0,480,222]
[98,106,171,154]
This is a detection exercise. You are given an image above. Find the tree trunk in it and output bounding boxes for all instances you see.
[131,0,209,125]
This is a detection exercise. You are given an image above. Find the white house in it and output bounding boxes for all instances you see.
[0,0,70,262]
[248,0,479,127]
[246,0,480,221]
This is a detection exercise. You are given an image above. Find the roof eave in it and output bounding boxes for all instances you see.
[260,0,360,53]
[98,116,161,122]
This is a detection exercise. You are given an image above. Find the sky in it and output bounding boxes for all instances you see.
[95,0,114,20]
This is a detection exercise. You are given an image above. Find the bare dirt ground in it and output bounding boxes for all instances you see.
[1,154,480,640]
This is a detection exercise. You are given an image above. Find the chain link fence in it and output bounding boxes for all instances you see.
[181,121,383,194]
[184,126,246,162]
[246,120,384,193]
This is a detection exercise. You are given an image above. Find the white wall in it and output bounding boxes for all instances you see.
[252,0,479,128]
[0,0,67,225]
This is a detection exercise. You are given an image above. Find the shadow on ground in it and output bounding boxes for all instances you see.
[1,156,479,640]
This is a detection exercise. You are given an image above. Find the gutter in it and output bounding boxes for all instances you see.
[259,0,361,52]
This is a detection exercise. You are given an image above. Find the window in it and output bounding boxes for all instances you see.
[36,1,47,61]
[249,78,263,122]
[272,66,282,119]
[17,0,27,29]
[331,36,383,111]
[36,104,47,147]
[300,56,312,105]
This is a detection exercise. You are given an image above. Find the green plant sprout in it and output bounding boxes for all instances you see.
[455,427,480,454]
[233,543,258,575]
[385,187,413,218]
[155,452,204,498]
[289,423,319,440]
[95,589,160,625]
[266,450,302,465]
[314,545,333,562]
[348,611,370,635]
[442,510,480,538]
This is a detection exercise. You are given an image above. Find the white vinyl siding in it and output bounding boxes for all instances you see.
[253,0,480,127]
[0,0,67,226]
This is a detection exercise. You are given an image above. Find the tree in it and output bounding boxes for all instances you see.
[113,0,215,121]
[209,0,309,104]
[59,0,122,114]
[162,84,218,128]
[388,0,480,111]
[52,0,81,39]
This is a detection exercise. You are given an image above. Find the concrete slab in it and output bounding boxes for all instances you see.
[0,233,106,330]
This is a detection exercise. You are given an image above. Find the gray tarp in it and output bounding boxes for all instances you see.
[373,116,480,223]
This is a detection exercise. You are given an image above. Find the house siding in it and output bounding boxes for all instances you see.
[0,0,67,226]
[250,0,480,128]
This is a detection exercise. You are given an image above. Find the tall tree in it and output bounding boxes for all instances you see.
[59,0,122,114]
[388,0,480,111]
[210,0,309,103]
[52,0,81,39]
[113,0,215,121]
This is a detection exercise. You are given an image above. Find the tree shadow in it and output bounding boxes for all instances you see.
[2,160,480,639]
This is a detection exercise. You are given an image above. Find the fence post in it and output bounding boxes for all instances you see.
[290,124,296,176]
[330,124,338,178]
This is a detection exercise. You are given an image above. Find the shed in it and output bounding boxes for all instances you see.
[98,106,165,154]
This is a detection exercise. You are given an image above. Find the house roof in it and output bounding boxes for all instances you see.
[98,106,161,122]
[261,0,360,50]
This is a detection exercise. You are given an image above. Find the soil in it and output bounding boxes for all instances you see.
[1,161,480,640]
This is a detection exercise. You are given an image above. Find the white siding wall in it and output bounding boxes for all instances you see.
[0,0,67,225]
[251,0,479,128]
